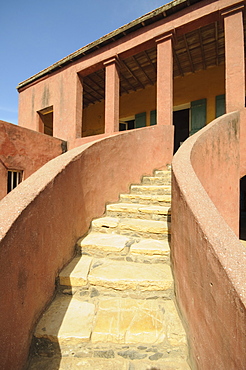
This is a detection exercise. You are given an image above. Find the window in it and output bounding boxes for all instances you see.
[7,170,23,193]
[38,106,53,136]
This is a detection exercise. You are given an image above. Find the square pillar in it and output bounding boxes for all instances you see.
[104,57,120,134]
[53,71,83,141]
[156,32,173,125]
[222,4,245,112]
[75,74,83,138]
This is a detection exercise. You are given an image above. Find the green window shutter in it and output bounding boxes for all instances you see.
[190,98,207,136]
[216,94,225,118]
[135,112,146,128]
[150,110,157,125]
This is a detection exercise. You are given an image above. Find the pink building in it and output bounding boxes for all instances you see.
[0,0,246,368]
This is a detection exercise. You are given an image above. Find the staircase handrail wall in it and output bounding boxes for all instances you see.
[0,124,173,370]
[172,111,246,369]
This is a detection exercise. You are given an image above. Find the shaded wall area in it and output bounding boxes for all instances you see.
[171,111,246,369]
[0,120,66,200]
[0,125,173,370]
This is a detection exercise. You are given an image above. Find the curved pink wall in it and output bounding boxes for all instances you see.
[172,111,246,369]
[0,124,173,370]
[0,120,65,200]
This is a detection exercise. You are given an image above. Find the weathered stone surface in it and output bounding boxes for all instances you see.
[164,301,188,348]
[88,259,173,291]
[149,352,164,360]
[120,193,171,205]
[91,298,166,344]
[119,218,170,234]
[154,170,171,177]
[35,295,95,345]
[142,175,171,185]
[59,255,93,287]
[118,349,147,360]
[92,217,119,229]
[130,185,171,195]
[94,349,115,358]
[79,232,129,252]
[128,359,190,369]
[28,356,129,370]
[130,239,170,256]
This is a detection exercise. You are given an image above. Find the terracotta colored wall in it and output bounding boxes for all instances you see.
[171,111,246,369]
[0,120,65,200]
[0,124,173,370]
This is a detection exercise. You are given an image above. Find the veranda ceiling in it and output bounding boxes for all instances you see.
[83,20,229,108]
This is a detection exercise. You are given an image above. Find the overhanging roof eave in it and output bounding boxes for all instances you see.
[17,0,202,91]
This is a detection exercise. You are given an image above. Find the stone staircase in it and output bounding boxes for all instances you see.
[28,169,190,370]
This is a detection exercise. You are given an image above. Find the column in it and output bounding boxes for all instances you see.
[75,74,83,138]
[104,57,120,134]
[222,4,245,112]
[156,32,173,125]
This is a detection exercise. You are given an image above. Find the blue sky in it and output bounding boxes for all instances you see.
[0,0,169,125]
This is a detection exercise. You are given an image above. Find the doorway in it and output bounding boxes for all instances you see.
[173,108,190,153]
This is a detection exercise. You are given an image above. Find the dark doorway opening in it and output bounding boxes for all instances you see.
[173,109,190,153]
[240,176,246,240]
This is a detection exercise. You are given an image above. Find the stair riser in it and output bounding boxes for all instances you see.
[120,194,171,206]
[91,227,170,240]
[80,249,170,265]
[130,186,171,195]
[106,210,171,222]
[142,177,171,185]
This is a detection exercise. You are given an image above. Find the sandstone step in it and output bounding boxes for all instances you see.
[154,169,171,177]
[59,255,93,287]
[88,258,173,291]
[142,175,171,185]
[106,202,171,221]
[120,192,171,206]
[91,216,170,238]
[130,184,171,195]
[78,232,130,254]
[34,295,95,345]
[130,238,170,256]
[28,353,190,370]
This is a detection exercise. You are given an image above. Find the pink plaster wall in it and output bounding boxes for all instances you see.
[0,120,65,200]
[0,125,173,370]
[171,112,246,369]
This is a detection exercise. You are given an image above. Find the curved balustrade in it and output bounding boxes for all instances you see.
[0,124,173,370]
[172,111,246,369]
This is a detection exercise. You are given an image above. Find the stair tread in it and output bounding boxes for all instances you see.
[34,295,95,344]
[131,238,170,256]
[106,202,171,214]
[59,255,93,287]
[88,258,173,291]
[28,356,190,370]
[79,232,129,253]
[120,193,171,202]
[92,216,170,234]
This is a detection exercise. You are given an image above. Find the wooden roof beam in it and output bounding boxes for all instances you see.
[198,29,206,70]
[173,49,184,76]
[144,50,157,75]
[183,34,195,73]
[121,60,145,89]
[83,81,104,100]
[120,72,137,92]
[86,76,105,97]
[215,21,219,66]
[132,55,154,85]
